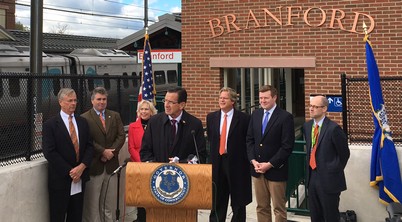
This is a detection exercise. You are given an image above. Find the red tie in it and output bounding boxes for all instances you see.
[171,119,177,141]
[99,113,106,129]
[310,124,319,170]
[69,115,79,161]
[219,114,228,155]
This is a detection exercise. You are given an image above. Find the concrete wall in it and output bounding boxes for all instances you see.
[0,144,401,222]
[0,141,136,222]
[0,158,49,222]
[340,145,402,222]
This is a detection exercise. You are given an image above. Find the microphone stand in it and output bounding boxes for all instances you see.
[115,170,121,222]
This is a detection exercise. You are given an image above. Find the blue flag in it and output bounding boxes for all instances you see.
[366,38,402,204]
[140,33,156,104]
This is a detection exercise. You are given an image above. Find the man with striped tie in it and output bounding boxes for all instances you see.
[81,87,125,222]
[43,88,94,222]
[304,95,350,222]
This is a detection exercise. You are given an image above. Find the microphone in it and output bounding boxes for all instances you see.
[171,156,180,163]
[187,154,198,164]
[112,158,131,175]
[191,130,201,164]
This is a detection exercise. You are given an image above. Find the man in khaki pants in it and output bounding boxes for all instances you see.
[82,87,125,222]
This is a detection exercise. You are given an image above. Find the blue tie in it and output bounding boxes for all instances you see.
[262,111,269,134]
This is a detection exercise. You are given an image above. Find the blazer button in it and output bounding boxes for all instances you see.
[259,144,263,147]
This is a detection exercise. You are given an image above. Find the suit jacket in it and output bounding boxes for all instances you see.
[246,106,295,181]
[304,117,350,193]
[42,113,93,191]
[140,110,207,163]
[128,118,144,162]
[81,109,125,175]
[207,109,252,206]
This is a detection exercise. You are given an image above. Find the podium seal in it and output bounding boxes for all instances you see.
[150,164,190,205]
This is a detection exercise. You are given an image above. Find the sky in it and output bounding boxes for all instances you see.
[15,0,181,39]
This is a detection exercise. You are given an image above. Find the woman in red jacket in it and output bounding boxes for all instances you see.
[127,100,157,222]
[128,100,157,162]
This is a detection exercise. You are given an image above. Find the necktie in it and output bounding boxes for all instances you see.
[309,124,319,170]
[219,114,228,155]
[171,119,177,141]
[69,115,79,161]
[99,113,106,129]
[262,111,269,134]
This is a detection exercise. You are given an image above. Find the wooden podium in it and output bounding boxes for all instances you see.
[125,162,212,222]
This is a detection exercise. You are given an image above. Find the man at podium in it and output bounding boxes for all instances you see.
[140,87,207,163]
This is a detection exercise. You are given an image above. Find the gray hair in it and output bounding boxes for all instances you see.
[58,88,76,101]
[91,87,108,100]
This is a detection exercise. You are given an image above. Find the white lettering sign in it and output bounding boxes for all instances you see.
[137,49,182,63]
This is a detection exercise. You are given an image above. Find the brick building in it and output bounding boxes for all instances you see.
[181,0,401,128]
[0,0,15,29]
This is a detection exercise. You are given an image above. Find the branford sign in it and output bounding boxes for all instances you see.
[208,6,375,38]
[137,49,182,63]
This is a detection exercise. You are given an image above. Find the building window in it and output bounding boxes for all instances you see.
[0,9,5,28]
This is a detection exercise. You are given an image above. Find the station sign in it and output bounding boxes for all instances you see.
[137,49,182,64]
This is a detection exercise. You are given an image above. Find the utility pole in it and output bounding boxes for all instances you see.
[144,0,148,28]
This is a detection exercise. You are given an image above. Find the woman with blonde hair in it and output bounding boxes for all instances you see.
[127,100,157,222]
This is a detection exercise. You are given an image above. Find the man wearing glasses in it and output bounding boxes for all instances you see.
[304,95,350,222]
[140,87,207,164]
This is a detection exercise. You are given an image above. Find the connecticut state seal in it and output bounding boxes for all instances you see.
[150,164,190,205]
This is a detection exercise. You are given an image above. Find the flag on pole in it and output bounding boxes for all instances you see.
[366,35,402,204]
[138,32,156,104]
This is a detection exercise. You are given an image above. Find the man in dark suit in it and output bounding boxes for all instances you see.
[140,86,207,163]
[207,87,252,222]
[81,87,125,222]
[304,95,350,222]
[246,85,294,222]
[43,88,93,222]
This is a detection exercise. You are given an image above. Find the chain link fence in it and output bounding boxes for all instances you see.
[0,73,140,166]
[342,74,402,145]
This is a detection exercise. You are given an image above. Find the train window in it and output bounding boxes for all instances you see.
[123,72,129,89]
[167,70,178,84]
[154,71,166,85]
[103,73,110,90]
[132,72,139,87]
[9,78,21,97]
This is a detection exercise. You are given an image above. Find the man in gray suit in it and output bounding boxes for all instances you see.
[81,87,125,222]
[304,95,350,222]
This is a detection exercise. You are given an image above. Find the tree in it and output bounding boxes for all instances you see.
[50,23,70,34]
[15,21,30,31]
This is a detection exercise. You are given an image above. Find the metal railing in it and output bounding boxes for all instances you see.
[0,73,139,165]
[341,73,402,145]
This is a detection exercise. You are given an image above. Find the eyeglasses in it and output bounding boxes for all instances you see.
[309,105,325,109]
[162,99,179,105]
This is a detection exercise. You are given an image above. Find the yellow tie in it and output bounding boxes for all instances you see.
[309,124,319,170]
[69,115,79,161]
[99,113,106,129]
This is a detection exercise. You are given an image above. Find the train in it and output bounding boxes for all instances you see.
[0,44,179,157]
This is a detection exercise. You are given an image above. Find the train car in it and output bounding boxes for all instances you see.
[0,44,179,158]
[0,44,179,124]
[0,44,72,157]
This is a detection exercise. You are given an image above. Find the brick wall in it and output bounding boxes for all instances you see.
[0,0,15,29]
[182,0,402,125]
